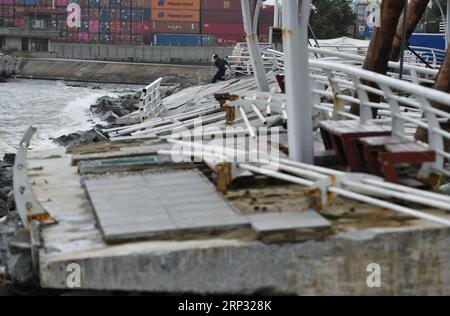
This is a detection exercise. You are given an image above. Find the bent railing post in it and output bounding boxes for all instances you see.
[241,0,269,92]
[139,77,164,122]
[13,126,54,230]
[282,0,314,163]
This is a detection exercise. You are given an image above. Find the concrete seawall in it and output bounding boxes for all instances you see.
[13,43,233,65]
[47,43,234,65]
[10,43,235,84]
[18,58,217,85]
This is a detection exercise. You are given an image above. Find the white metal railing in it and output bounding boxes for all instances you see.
[159,139,450,226]
[138,77,165,122]
[309,44,445,68]
[406,46,446,68]
[264,47,440,85]
[0,55,21,76]
[225,59,450,178]
[228,45,441,85]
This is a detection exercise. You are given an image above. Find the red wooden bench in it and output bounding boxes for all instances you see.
[276,74,285,93]
[358,135,436,184]
[358,135,411,175]
[381,142,436,183]
[319,120,391,171]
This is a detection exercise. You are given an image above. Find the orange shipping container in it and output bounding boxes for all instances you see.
[151,9,200,22]
[151,0,200,10]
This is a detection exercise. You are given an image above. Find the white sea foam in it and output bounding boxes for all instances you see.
[0,79,135,155]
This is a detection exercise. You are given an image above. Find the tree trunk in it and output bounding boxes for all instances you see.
[390,0,431,61]
[416,49,450,144]
[350,0,405,115]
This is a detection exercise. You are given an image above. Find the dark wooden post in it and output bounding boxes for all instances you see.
[416,49,450,146]
[390,0,431,61]
[350,0,405,116]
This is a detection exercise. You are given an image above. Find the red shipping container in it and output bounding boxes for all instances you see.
[15,17,25,28]
[56,0,68,6]
[258,23,272,37]
[143,21,151,32]
[111,33,121,43]
[89,8,99,19]
[202,0,242,11]
[111,9,121,19]
[143,32,152,44]
[152,21,200,34]
[259,8,274,25]
[258,33,269,42]
[2,5,14,16]
[132,21,143,33]
[202,22,243,35]
[89,20,99,32]
[38,0,49,7]
[110,21,121,32]
[89,33,99,43]
[201,10,242,23]
[2,18,15,27]
[120,33,131,45]
[79,32,89,42]
[131,34,143,44]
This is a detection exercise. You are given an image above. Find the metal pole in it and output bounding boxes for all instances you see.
[399,0,408,80]
[241,0,270,92]
[274,0,280,27]
[434,0,448,46]
[447,0,450,47]
[282,0,314,163]
[253,0,263,35]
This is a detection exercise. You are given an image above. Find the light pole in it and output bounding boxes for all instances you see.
[434,0,449,47]
[240,0,270,92]
[399,0,408,79]
[282,0,314,163]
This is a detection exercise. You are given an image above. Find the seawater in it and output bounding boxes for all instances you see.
[0,79,137,156]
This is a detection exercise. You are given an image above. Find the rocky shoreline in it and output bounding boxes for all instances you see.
[0,88,152,291]
[53,85,180,148]
[0,80,186,293]
[0,153,29,292]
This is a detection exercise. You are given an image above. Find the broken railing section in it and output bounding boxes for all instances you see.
[105,92,284,143]
[13,127,55,230]
[138,77,166,123]
[227,55,277,76]
[255,57,450,184]
[228,45,439,85]
[227,41,445,84]
[0,54,22,76]
[158,140,450,227]
[307,60,450,183]
[265,47,439,85]
[215,92,287,129]
[213,93,283,138]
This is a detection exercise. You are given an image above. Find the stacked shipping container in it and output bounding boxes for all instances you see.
[257,4,274,42]
[0,0,16,28]
[201,0,245,46]
[151,0,200,35]
[1,0,273,46]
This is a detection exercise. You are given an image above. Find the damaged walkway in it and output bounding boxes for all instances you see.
[27,144,450,295]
